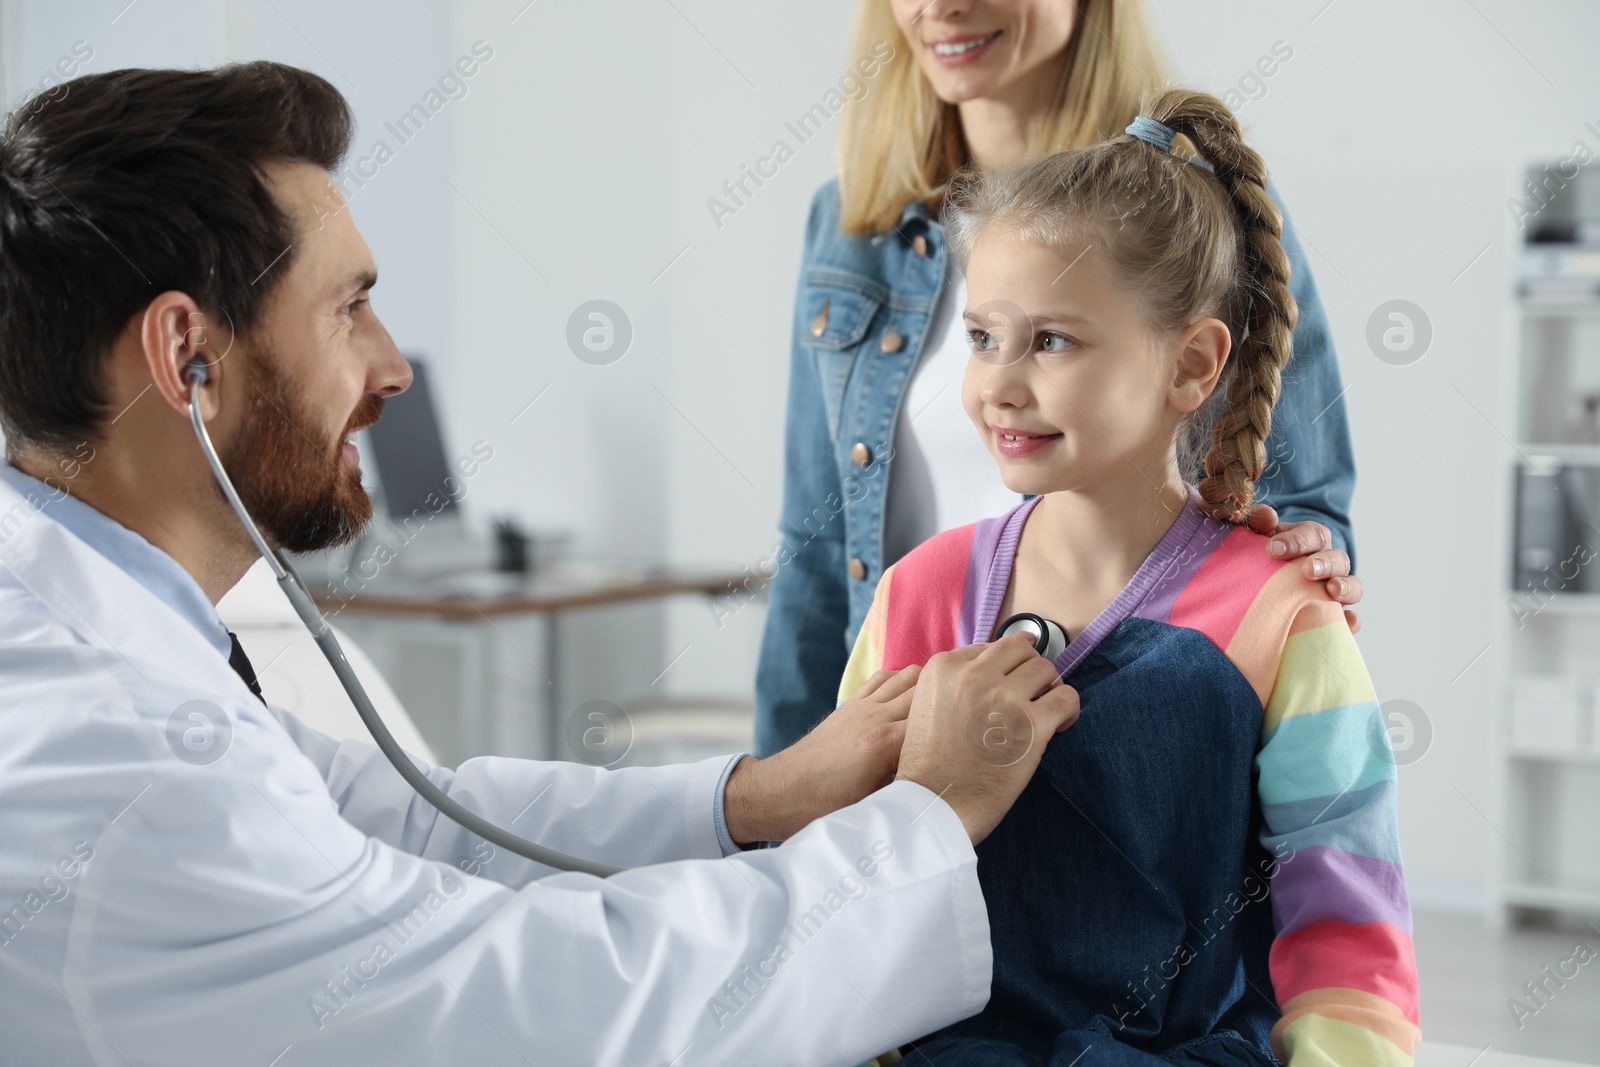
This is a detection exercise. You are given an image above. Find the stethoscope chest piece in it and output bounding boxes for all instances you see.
[996,612,1069,662]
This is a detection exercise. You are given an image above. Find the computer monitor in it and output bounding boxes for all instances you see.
[366,357,460,524]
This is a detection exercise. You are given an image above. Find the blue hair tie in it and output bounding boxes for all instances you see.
[1125,115,1176,151]
[1124,114,1216,174]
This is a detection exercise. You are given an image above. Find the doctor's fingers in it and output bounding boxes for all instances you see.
[993,653,1067,704]
[856,663,922,707]
[844,666,897,702]
[1029,679,1082,735]
[969,630,1050,675]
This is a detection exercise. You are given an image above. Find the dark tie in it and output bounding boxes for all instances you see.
[227,631,266,705]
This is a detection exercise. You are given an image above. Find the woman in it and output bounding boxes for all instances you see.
[755,0,1362,757]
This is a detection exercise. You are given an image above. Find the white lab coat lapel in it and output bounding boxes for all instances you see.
[0,476,255,709]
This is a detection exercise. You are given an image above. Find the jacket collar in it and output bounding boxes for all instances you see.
[0,462,231,658]
[0,473,251,705]
[901,194,937,225]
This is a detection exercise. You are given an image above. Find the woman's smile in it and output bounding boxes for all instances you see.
[928,29,1004,67]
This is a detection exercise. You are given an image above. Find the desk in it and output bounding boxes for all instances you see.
[311,562,746,765]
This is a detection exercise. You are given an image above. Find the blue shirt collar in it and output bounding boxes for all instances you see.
[0,460,233,659]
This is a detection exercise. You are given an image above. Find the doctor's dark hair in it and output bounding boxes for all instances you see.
[0,61,352,454]
[943,86,1297,525]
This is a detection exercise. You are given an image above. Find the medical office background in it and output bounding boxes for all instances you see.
[3,0,1599,1060]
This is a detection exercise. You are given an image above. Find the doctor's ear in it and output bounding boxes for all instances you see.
[1168,318,1231,415]
[139,290,233,421]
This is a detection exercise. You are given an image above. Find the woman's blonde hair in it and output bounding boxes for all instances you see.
[943,87,1298,523]
[837,0,1173,234]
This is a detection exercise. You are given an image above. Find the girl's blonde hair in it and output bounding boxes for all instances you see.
[837,0,1173,234]
[943,87,1298,524]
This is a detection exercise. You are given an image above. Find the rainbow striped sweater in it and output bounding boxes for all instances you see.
[841,489,1419,1065]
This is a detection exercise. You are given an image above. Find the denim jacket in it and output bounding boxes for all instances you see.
[753,178,1356,757]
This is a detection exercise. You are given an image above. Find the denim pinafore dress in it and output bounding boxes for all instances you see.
[896,494,1285,1067]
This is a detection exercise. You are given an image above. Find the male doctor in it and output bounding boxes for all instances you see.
[0,62,1079,1065]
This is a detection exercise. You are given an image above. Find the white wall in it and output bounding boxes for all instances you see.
[0,0,452,377]
[7,0,1599,912]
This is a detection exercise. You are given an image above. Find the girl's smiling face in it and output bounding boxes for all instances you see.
[960,224,1231,498]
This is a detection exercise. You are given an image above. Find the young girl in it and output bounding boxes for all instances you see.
[841,88,1419,1067]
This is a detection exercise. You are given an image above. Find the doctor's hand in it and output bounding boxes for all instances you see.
[896,632,1080,847]
[723,664,923,845]
[1247,506,1364,634]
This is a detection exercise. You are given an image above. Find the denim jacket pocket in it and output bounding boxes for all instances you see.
[799,268,887,442]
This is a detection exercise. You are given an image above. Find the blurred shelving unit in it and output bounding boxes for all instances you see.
[1495,164,1600,928]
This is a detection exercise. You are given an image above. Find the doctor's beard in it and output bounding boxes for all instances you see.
[220,348,383,555]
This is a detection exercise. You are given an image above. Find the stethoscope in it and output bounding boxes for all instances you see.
[187,354,1075,878]
[185,355,623,877]
[995,612,1070,663]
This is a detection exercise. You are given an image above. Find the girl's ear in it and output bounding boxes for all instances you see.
[1169,318,1231,414]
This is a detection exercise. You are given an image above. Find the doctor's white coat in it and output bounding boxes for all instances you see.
[0,476,992,1066]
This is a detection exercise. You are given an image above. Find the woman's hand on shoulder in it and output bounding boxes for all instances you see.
[1246,505,1363,634]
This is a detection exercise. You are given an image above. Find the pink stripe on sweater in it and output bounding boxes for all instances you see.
[881,524,975,671]
[1168,524,1283,651]
[1269,920,1420,1026]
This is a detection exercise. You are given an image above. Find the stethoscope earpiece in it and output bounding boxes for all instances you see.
[996,611,1069,662]
[184,355,211,387]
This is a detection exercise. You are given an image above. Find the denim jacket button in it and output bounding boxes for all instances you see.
[879,329,904,353]
[848,558,867,581]
[810,297,829,337]
[912,234,929,257]
[850,442,872,466]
